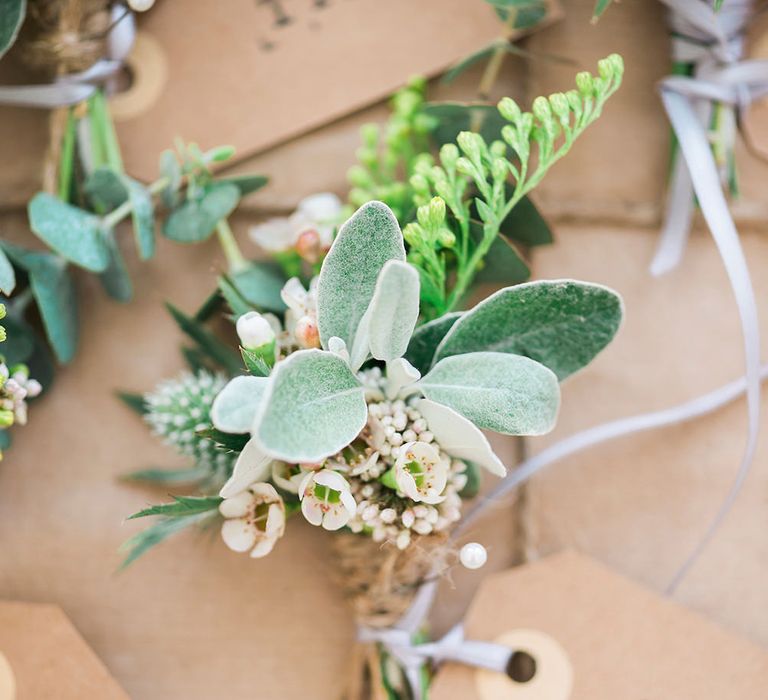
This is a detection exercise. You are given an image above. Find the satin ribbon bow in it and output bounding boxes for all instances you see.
[0,6,135,109]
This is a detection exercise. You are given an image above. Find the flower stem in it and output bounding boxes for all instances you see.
[216,219,249,273]
[102,176,170,230]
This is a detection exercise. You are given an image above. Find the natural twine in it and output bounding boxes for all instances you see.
[333,533,456,700]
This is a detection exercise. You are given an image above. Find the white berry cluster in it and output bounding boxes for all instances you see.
[336,368,468,550]
[144,370,236,478]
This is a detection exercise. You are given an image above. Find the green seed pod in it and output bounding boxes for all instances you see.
[532,96,552,123]
[548,92,570,121]
[566,90,583,118]
[437,228,456,248]
[498,96,522,122]
[360,123,379,148]
[403,223,423,245]
[416,203,431,228]
[457,131,482,161]
[409,174,430,194]
[501,125,519,150]
[491,158,508,182]
[455,157,475,177]
[439,143,460,170]
[489,140,506,158]
[347,165,371,188]
[575,71,594,97]
[428,196,446,226]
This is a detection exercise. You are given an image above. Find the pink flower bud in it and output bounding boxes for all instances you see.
[294,315,320,349]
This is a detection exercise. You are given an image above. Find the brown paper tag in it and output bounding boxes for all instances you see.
[115,0,558,181]
[0,601,128,699]
[742,10,768,160]
[430,551,768,700]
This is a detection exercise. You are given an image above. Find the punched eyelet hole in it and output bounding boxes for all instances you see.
[506,650,537,683]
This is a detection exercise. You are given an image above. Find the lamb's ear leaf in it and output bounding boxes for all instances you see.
[404,312,462,375]
[417,399,506,477]
[28,193,110,272]
[210,375,269,433]
[418,351,559,435]
[317,201,404,350]
[219,438,272,498]
[254,349,366,463]
[367,260,420,362]
[433,280,623,380]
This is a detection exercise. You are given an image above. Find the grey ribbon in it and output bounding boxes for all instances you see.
[0,6,135,108]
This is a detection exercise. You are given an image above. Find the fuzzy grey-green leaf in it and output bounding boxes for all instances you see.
[367,260,420,362]
[123,176,155,260]
[255,349,366,462]
[434,280,622,380]
[418,351,559,435]
[211,375,268,433]
[317,201,405,349]
[28,193,110,272]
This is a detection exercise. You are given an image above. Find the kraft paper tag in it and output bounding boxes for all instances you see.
[0,601,128,700]
[115,0,559,181]
[430,551,768,700]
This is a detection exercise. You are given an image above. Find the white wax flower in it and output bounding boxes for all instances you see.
[219,483,286,558]
[281,277,321,349]
[271,461,307,494]
[394,441,449,504]
[236,311,276,350]
[249,193,343,253]
[298,469,356,531]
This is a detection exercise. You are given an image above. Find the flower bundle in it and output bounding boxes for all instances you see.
[122,57,625,696]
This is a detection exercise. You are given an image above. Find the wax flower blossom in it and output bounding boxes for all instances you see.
[249,193,344,260]
[219,482,286,558]
[394,441,449,505]
[298,469,357,531]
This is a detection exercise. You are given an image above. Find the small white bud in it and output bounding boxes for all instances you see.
[236,312,275,350]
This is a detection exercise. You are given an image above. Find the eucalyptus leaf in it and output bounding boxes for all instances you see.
[215,174,268,196]
[159,149,182,209]
[98,230,133,302]
[254,349,366,462]
[0,429,10,452]
[28,193,109,272]
[0,0,26,60]
[317,201,405,350]
[442,41,499,85]
[404,313,462,374]
[84,167,127,213]
[1,242,78,363]
[123,176,155,260]
[163,183,239,243]
[364,260,420,363]
[0,244,16,295]
[417,351,559,435]
[434,280,623,380]
[211,375,268,433]
[0,315,34,364]
[230,263,286,313]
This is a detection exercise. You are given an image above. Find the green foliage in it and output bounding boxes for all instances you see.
[98,230,133,302]
[166,302,242,375]
[417,351,560,435]
[409,55,624,318]
[433,280,623,380]
[228,263,287,314]
[241,347,272,377]
[317,201,405,350]
[254,349,367,462]
[0,0,26,60]
[121,465,211,484]
[121,495,222,568]
[404,312,462,374]
[1,242,78,363]
[123,176,155,259]
[0,245,15,295]
[592,0,614,21]
[163,183,239,243]
[28,193,109,272]
[116,391,148,415]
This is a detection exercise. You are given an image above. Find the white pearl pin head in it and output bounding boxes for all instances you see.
[459,542,488,570]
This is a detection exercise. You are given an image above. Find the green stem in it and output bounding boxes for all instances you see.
[57,108,77,202]
[102,176,170,229]
[216,219,249,273]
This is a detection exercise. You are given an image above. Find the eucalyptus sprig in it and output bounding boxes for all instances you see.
[406,53,624,318]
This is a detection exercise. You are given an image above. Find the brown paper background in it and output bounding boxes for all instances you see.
[0,0,767,698]
[0,601,129,699]
[431,551,768,699]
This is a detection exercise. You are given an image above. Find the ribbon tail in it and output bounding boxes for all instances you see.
[659,86,762,591]
[0,84,96,108]
[651,149,696,275]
